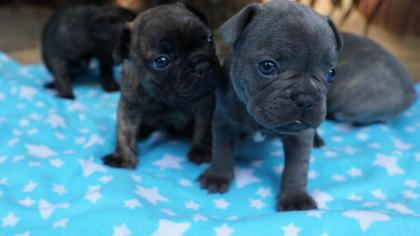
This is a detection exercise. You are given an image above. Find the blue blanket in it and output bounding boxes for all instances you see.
[0,52,419,236]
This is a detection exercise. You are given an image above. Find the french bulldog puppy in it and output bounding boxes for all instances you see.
[199,0,342,211]
[102,3,223,169]
[327,32,417,125]
[42,5,136,99]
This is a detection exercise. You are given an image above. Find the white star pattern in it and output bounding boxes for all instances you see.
[346,193,363,202]
[362,202,378,208]
[79,157,107,177]
[372,154,405,176]
[371,189,386,200]
[185,200,200,210]
[49,158,64,168]
[82,134,105,149]
[160,208,176,216]
[52,184,67,195]
[179,179,192,187]
[129,174,141,183]
[1,212,20,227]
[256,187,272,198]
[281,223,301,236]
[135,186,168,205]
[404,179,418,189]
[38,199,70,220]
[273,165,284,174]
[324,151,337,158]
[25,144,57,158]
[151,219,190,236]
[153,154,184,170]
[347,167,362,177]
[214,224,234,236]
[99,175,113,184]
[52,218,69,228]
[124,199,142,209]
[403,190,418,200]
[332,174,346,182]
[235,167,261,188]
[307,210,324,218]
[23,180,38,193]
[312,189,333,209]
[391,137,412,151]
[113,224,132,236]
[343,146,358,155]
[356,133,369,141]
[386,202,414,215]
[18,196,35,207]
[192,213,208,222]
[249,199,265,210]
[214,198,230,210]
[85,185,102,203]
[46,113,67,129]
[343,210,390,231]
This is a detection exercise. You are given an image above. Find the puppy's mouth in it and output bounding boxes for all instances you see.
[175,79,213,101]
[274,120,311,133]
[247,91,324,133]
[175,58,219,101]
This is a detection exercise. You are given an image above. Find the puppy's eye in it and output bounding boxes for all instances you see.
[326,68,336,83]
[258,60,278,76]
[152,56,170,70]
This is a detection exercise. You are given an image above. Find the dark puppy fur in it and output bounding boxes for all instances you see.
[327,32,417,125]
[102,3,223,169]
[199,1,342,211]
[42,5,136,99]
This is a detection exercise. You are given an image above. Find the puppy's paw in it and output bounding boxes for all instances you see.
[188,147,211,165]
[44,82,56,89]
[102,81,120,92]
[277,191,317,211]
[57,92,75,100]
[102,154,137,169]
[198,168,233,193]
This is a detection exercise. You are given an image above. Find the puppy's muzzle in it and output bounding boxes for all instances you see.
[175,51,218,100]
[247,76,325,132]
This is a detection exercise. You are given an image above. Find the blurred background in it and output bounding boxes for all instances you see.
[0,0,419,82]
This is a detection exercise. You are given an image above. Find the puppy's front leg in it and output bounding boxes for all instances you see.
[188,99,214,164]
[199,120,238,193]
[277,129,317,211]
[103,99,141,169]
[99,60,120,92]
[49,57,74,99]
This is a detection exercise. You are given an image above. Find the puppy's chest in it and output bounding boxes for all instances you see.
[140,102,193,130]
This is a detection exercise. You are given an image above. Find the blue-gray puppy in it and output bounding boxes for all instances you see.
[327,32,417,125]
[199,0,342,211]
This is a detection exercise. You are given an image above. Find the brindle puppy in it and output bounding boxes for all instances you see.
[102,3,223,169]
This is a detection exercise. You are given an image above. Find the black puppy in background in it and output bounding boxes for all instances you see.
[199,1,342,211]
[42,5,135,99]
[102,3,223,169]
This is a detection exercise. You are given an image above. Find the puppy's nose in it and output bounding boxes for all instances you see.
[193,61,211,77]
[295,95,314,111]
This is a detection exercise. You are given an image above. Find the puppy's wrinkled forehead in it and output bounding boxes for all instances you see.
[242,2,337,66]
[132,5,210,58]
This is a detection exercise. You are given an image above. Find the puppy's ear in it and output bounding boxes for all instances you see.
[327,17,343,51]
[219,4,260,45]
[113,23,132,64]
[183,1,208,26]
